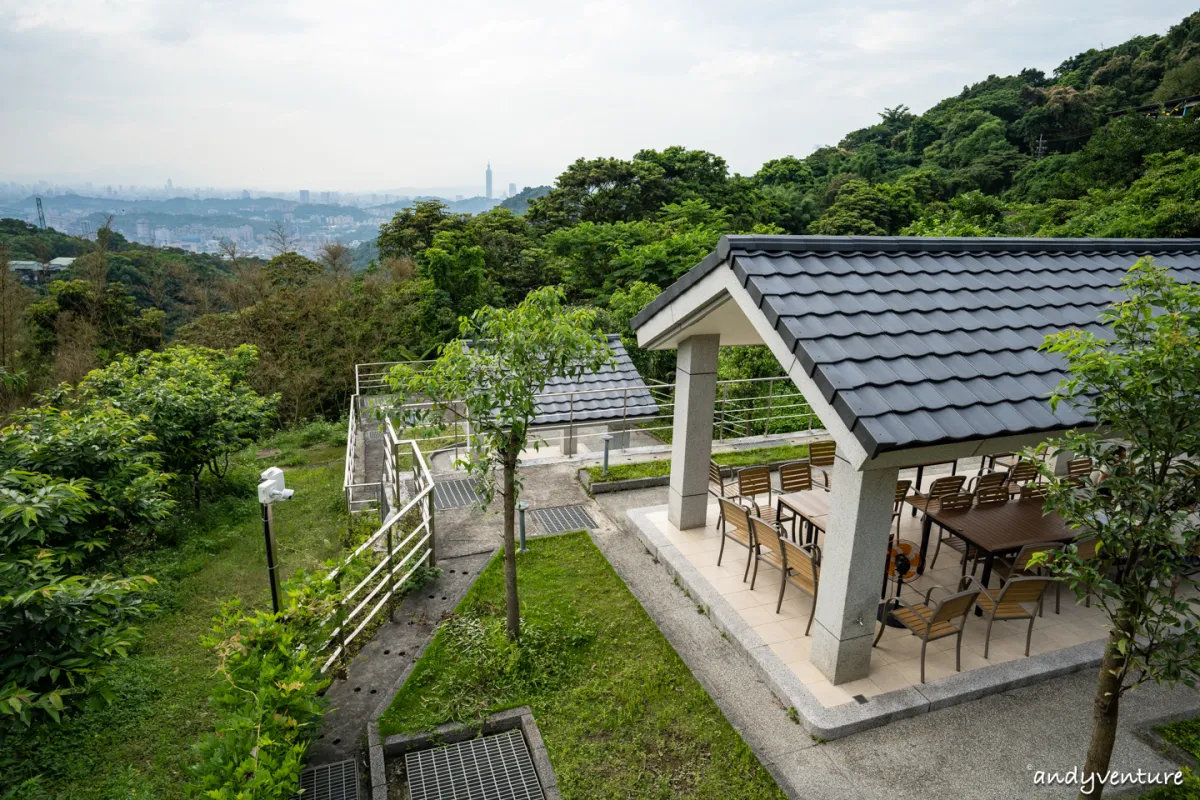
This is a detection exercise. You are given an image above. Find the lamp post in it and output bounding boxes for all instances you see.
[258,467,295,613]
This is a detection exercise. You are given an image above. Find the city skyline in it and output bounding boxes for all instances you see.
[2,1,1193,190]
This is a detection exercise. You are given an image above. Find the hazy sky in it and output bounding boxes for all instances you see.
[0,1,1194,194]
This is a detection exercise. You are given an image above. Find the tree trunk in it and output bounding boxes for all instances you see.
[1079,629,1125,800]
[502,456,520,641]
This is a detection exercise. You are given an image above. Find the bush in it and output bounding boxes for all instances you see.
[189,571,335,799]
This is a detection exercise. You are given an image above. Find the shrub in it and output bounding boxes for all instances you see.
[190,570,335,799]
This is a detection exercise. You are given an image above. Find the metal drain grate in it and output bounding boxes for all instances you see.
[434,478,484,510]
[531,504,597,533]
[406,729,544,800]
[294,759,358,800]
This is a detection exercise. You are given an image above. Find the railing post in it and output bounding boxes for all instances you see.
[385,515,396,617]
[334,575,349,676]
[392,438,403,508]
[764,378,774,437]
[719,383,729,441]
[427,478,437,567]
[622,387,629,450]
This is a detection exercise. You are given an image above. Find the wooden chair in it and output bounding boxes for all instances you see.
[807,441,836,490]
[891,479,913,538]
[993,542,1065,614]
[1004,461,1040,494]
[717,497,755,582]
[737,466,778,524]
[961,574,1054,658]
[776,462,813,538]
[749,516,785,591]
[709,460,739,501]
[1066,457,1094,485]
[1019,483,1050,501]
[929,492,976,572]
[873,584,980,683]
[779,539,821,633]
[911,474,967,521]
[975,481,1010,506]
[968,471,1007,495]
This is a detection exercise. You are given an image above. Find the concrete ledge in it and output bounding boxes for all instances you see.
[378,707,561,800]
[626,503,1108,741]
[580,454,820,495]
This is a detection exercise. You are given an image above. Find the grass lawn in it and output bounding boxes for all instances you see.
[379,531,786,800]
[585,442,812,484]
[1131,717,1200,798]
[2,427,348,800]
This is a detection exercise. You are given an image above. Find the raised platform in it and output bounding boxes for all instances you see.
[626,500,1108,740]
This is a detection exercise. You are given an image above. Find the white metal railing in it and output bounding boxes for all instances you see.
[353,365,822,458]
[343,395,383,515]
[321,433,435,674]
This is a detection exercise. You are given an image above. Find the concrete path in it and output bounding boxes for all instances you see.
[591,485,1200,800]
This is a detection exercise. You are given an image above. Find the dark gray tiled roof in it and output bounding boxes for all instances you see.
[632,236,1200,457]
[531,334,658,426]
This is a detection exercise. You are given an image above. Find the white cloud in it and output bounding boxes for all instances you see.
[0,0,1194,191]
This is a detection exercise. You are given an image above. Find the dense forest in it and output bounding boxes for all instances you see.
[2,11,1199,425]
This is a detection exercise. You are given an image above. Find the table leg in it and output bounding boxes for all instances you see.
[975,553,996,616]
[917,514,933,574]
[951,460,957,476]
[911,465,925,516]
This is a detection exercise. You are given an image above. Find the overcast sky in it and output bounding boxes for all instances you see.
[0,1,1194,194]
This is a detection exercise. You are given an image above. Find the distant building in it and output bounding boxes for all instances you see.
[136,219,150,241]
[508,182,517,197]
[9,259,70,285]
[486,161,493,199]
[299,189,310,203]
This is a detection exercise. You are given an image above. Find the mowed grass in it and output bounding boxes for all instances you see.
[585,442,812,484]
[379,532,786,800]
[3,435,347,800]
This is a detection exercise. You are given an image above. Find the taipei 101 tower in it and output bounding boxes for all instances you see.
[486,161,493,199]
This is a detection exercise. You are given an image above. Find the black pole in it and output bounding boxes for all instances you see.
[262,502,281,613]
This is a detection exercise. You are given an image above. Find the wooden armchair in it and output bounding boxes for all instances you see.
[960,574,1054,658]
[738,466,778,525]
[807,441,836,490]
[717,497,755,582]
[776,461,813,538]
[874,584,980,683]
[929,492,977,572]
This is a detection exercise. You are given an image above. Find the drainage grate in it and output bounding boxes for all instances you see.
[406,729,544,800]
[531,504,597,534]
[434,478,484,510]
[294,759,358,800]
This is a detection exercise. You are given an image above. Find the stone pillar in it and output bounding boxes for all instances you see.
[810,456,899,684]
[668,335,719,530]
[1052,448,1073,476]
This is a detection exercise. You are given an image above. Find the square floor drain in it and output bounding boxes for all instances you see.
[531,504,597,533]
[434,478,484,510]
[406,729,544,800]
[294,759,358,800]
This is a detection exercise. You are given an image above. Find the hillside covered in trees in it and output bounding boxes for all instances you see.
[3,11,1199,424]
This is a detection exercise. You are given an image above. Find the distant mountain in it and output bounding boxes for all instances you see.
[501,185,551,215]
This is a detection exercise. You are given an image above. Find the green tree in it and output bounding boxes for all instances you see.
[1029,259,1200,799]
[264,252,323,289]
[1153,58,1200,102]
[377,200,458,260]
[527,157,670,229]
[76,345,277,505]
[386,288,612,640]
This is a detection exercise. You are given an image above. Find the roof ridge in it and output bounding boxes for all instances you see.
[721,235,1200,257]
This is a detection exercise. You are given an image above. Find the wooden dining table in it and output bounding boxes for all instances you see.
[905,495,1077,589]
[777,490,830,545]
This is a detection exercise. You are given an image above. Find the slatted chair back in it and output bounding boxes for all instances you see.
[971,471,1007,494]
[750,516,784,561]
[1012,542,1064,572]
[976,483,1009,505]
[809,441,836,467]
[1019,483,1049,501]
[939,492,974,511]
[1007,461,1039,486]
[710,460,734,495]
[894,480,913,508]
[779,462,813,493]
[718,498,753,547]
[928,475,967,500]
[1073,537,1099,560]
[998,576,1053,606]
[931,590,979,626]
[1067,458,1094,485]
[737,466,772,502]
[781,539,820,594]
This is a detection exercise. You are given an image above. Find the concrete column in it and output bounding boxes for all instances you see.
[668,335,719,530]
[810,455,899,684]
[561,425,576,456]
